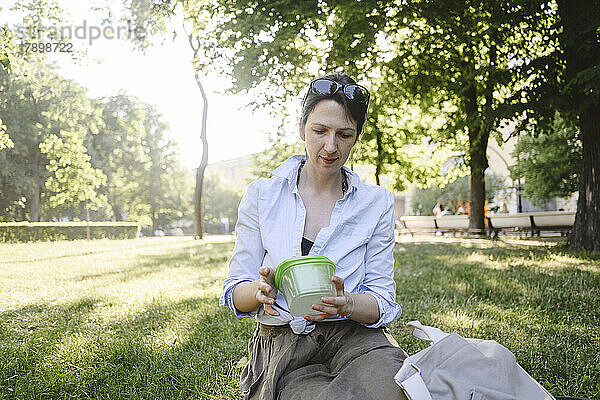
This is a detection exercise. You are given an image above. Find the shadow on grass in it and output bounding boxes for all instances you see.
[392,240,600,328]
[0,249,118,265]
[1,238,167,265]
[74,241,233,284]
[1,239,252,399]
[2,239,597,399]
[0,294,254,399]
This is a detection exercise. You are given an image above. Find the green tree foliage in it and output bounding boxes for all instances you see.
[0,27,14,150]
[554,0,599,251]
[0,119,12,150]
[138,103,194,231]
[377,1,554,230]
[82,95,194,231]
[0,66,107,221]
[509,114,581,207]
[0,27,12,71]
[0,0,94,221]
[39,132,107,213]
[506,0,599,251]
[0,2,195,231]
[86,93,149,221]
[1,23,13,151]
[156,161,194,232]
[118,0,597,245]
[0,65,98,221]
[0,66,193,229]
[1,0,82,79]
[139,0,554,231]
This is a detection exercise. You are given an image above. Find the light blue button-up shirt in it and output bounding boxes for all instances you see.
[219,154,402,334]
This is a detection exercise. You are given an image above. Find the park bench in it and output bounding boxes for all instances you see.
[398,211,576,238]
[530,211,576,236]
[486,211,576,237]
[434,215,470,236]
[398,216,438,236]
[398,215,471,236]
[487,214,534,237]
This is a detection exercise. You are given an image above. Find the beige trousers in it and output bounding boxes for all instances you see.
[240,319,409,400]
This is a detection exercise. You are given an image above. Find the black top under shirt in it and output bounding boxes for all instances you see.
[301,237,314,256]
[297,159,347,256]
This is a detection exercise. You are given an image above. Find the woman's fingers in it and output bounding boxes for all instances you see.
[256,291,280,316]
[257,279,273,295]
[304,312,329,321]
[306,295,348,320]
[259,266,277,290]
[259,266,272,279]
[306,291,354,320]
[332,275,345,297]
[256,288,274,304]
[257,266,277,298]
[256,268,279,316]
[251,267,280,317]
[264,304,280,316]
[320,296,345,306]
[311,303,339,315]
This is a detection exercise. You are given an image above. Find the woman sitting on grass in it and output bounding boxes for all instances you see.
[220,72,408,400]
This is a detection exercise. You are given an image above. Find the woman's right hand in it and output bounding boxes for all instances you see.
[256,266,280,316]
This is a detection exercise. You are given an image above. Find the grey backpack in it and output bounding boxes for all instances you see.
[394,321,555,400]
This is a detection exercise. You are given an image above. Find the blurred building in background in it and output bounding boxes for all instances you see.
[206,154,255,191]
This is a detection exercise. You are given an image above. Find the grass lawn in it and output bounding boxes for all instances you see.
[0,236,598,399]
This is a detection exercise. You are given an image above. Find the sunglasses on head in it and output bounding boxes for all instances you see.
[302,78,370,107]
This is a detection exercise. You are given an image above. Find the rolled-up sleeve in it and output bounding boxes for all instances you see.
[219,180,265,318]
[359,190,402,328]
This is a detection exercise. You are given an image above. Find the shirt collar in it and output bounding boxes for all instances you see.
[271,154,360,194]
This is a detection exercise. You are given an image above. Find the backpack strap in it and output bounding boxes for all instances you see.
[399,363,433,400]
[407,321,449,343]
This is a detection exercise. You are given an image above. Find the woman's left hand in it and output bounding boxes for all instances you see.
[305,275,354,321]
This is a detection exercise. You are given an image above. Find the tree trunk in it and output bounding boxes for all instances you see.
[85,199,90,240]
[375,128,382,186]
[469,168,486,230]
[195,162,206,239]
[112,203,123,221]
[194,90,208,238]
[570,111,600,252]
[30,179,40,222]
[29,150,41,222]
[557,0,600,251]
[27,121,41,222]
[464,81,489,234]
[151,204,157,235]
[188,32,209,239]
